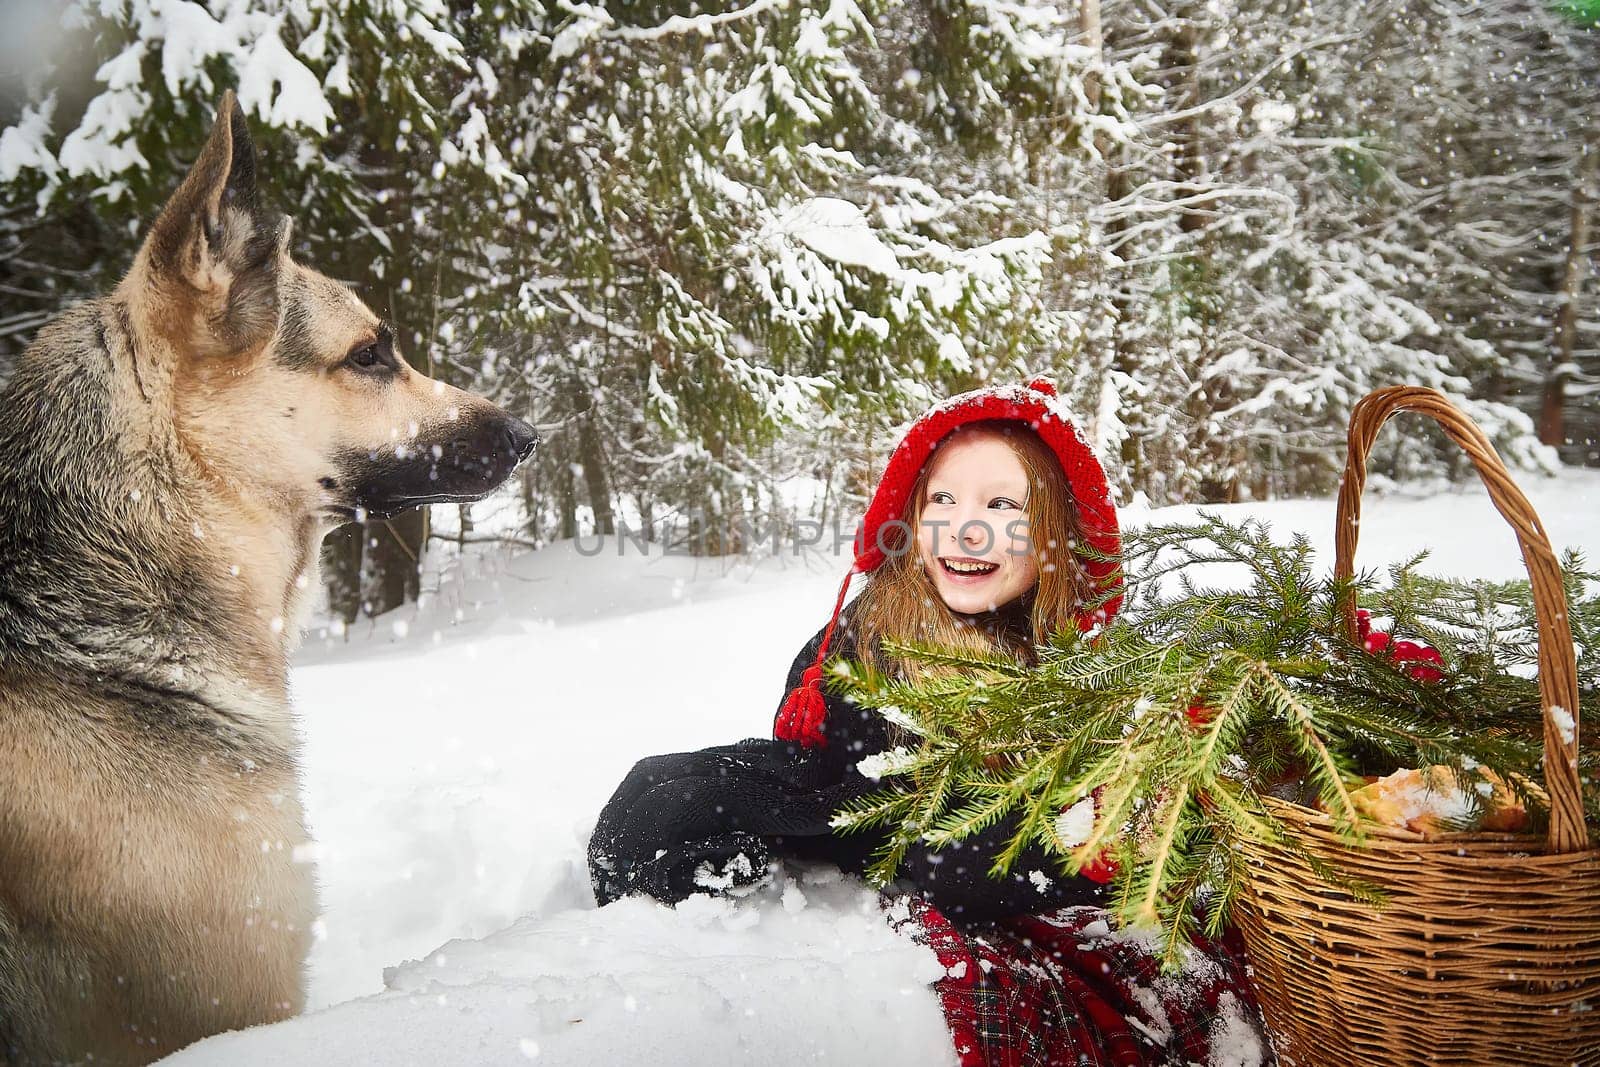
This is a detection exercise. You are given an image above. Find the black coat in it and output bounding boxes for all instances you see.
[588,616,1106,922]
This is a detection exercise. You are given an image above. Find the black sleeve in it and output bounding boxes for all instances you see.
[588,743,834,906]
[888,812,1107,922]
[590,622,1105,918]
[773,623,1108,923]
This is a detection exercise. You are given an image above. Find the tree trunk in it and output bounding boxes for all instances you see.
[636,492,655,542]
[1168,12,1206,235]
[576,403,615,536]
[362,508,426,616]
[320,521,364,631]
[456,503,472,554]
[1170,5,1240,501]
[1542,146,1595,448]
[519,462,542,541]
[556,452,579,541]
[1107,155,1140,482]
[1080,0,1103,116]
[1086,0,1142,485]
[710,440,744,556]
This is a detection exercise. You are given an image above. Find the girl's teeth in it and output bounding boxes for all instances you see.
[944,560,997,575]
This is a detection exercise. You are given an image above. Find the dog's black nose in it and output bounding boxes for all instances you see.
[504,417,539,463]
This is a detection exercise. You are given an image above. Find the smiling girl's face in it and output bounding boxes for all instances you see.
[915,428,1040,615]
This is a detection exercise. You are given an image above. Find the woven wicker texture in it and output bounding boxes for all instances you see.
[1235,386,1600,1066]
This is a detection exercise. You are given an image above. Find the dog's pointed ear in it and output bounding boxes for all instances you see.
[140,90,284,357]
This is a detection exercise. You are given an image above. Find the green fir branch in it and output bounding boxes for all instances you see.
[830,515,1598,959]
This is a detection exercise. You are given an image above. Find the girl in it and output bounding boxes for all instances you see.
[590,378,1269,1066]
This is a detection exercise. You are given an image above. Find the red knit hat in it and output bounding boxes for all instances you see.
[774,376,1124,747]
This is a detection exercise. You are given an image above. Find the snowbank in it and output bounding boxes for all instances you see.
[165,872,955,1066]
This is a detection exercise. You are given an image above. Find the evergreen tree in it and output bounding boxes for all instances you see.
[1,0,1592,612]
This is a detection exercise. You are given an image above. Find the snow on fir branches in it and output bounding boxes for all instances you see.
[829,515,1600,965]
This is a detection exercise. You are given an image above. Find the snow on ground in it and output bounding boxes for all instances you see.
[168,875,954,1066]
[163,469,1600,1064]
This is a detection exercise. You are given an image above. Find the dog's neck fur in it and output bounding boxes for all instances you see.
[120,256,329,658]
[0,295,319,748]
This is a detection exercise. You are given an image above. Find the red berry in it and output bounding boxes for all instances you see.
[1388,640,1446,682]
[1402,643,1444,682]
[1072,787,1120,883]
[1079,851,1120,884]
[1364,635,1446,683]
[1185,704,1215,728]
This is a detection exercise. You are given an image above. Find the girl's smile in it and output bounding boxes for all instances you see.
[938,555,1000,578]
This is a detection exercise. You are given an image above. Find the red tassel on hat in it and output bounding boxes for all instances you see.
[774,570,856,747]
[774,664,828,748]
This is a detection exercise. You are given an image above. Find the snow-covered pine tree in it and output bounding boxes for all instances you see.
[2,0,1122,595]
[407,0,1131,551]
[2,0,1592,610]
[1280,0,1599,477]
[1081,0,1573,502]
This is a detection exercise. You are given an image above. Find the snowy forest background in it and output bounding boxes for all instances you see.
[1,0,1596,620]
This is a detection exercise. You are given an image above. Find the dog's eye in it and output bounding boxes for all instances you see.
[348,344,383,369]
[344,325,397,376]
[340,337,393,379]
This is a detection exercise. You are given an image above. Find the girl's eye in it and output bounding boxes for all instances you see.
[928,491,955,505]
[989,497,1022,509]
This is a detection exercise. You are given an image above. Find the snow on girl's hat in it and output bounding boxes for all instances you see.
[774,376,1124,747]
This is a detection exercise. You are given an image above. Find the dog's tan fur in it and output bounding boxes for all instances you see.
[0,672,315,1063]
[0,94,535,1065]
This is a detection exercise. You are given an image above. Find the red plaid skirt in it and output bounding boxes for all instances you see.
[889,901,1271,1067]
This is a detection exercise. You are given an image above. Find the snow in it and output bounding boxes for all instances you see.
[166,875,953,1067]
[237,29,334,135]
[1207,992,1268,1067]
[1053,796,1096,848]
[1551,705,1577,747]
[749,193,1050,357]
[153,0,239,98]
[0,98,58,185]
[58,75,151,180]
[780,196,902,275]
[1249,100,1296,135]
[858,745,917,780]
[1119,468,1600,595]
[51,2,339,179]
[157,469,1600,1064]
[547,3,612,64]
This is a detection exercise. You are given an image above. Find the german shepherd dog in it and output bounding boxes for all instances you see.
[0,93,536,1065]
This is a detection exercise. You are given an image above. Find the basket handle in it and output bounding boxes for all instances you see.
[1334,386,1586,854]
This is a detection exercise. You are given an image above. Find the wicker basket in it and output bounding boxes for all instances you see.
[1233,386,1600,1067]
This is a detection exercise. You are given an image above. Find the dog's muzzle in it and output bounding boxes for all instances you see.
[336,411,540,518]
